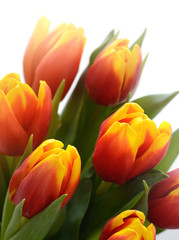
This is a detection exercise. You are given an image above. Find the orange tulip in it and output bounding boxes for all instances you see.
[0,73,52,156]
[148,168,179,229]
[23,16,86,98]
[93,103,172,185]
[85,39,142,106]
[9,139,81,218]
[99,210,156,240]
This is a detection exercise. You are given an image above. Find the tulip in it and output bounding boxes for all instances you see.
[0,73,52,156]
[92,103,172,185]
[85,39,142,106]
[9,139,81,218]
[23,16,86,98]
[148,168,179,229]
[99,210,156,240]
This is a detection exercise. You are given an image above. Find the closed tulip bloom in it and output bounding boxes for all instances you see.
[99,210,156,240]
[9,139,81,218]
[23,16,86,98]
[85,39,142,106]
[0,73,52,156]
[93,103,172,185]
[148,168,179,229]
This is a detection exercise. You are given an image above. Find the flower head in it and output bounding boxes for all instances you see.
[24,16,86,98]
[0,73,52,156]
[86,39,142,105]
[9,139,81,218]
[148,168,179,229]
[100,210,156,240]
[93,103,172,184]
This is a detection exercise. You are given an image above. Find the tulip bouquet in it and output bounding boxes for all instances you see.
[0,16,178,240]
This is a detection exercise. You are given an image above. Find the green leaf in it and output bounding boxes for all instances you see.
[156,227,165,235]
[0,165,8,220]
[81,170,167,238]
[0,154,10,219]
[1,193,15,240]
[141,53,149,73]
[130,28,147,49]
[16,135,33,170]
[155,129,179,172]
[55,69,87,147]
[1,136,33,239]
[4,199,25,240]
[134,91,179,119]
[9,195,66,240]
[45,207,66,239]
[46,79,65,139]
[89,30,119,66]
[133,180,149,216]
[55,178,92,240]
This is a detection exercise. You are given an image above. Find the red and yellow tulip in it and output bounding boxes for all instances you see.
[93,103,172,185]
[23,16,86,98]
[9,139,81,218]
[99,210,156,240]
[85,39,142,106]
[148,168,179,229]
[0,73,52,156]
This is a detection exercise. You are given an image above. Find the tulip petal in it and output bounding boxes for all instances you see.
[61,145,81,208]
[120,45,142,101]
[31,23,76,75]
[32,28,86,97]
[93,122,140,185]
[130,118,158,158]
[23,16,50,86]
[148,189,179,229]
[148,168,179,200]
[6,83,38,131]
[146,224,156,240]
[127,122,172,180]
[9,139,64,201]
[27,81,52,148]
[0,74,20,94]
[100,210,146,240]
[86,51,126,106]
[13,154,66,218]
[107,229,138,240]
[0,90,28,156]
[98,102,145,139]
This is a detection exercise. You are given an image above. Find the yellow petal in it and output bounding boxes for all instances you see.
[23,16,50,86]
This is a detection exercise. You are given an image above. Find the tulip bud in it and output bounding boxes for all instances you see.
[148,168,179,229]
[23,16,86,98]
[0,73,52,156]
[93,103,172,185]
[9,139,81,218]
[85,39,142,106]
[99,210,156,240]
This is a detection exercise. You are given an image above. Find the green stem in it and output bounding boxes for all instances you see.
[46,80,65,139]
[1,191,15,240]
[96,181,112,197]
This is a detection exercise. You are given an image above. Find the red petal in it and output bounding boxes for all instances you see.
[0,90,28,155]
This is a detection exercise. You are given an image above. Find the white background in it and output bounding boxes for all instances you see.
[0,0,178,239]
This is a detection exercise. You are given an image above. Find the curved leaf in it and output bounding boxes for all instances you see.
[130,29,147,49]
[55,178,92,240]
[81,170,167,239]
[133,180,149,216]
[4,199,25,240]
[155,129,179,172]
[134,91,179,119]
[55,69,87,147]
[9,195,66,240]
